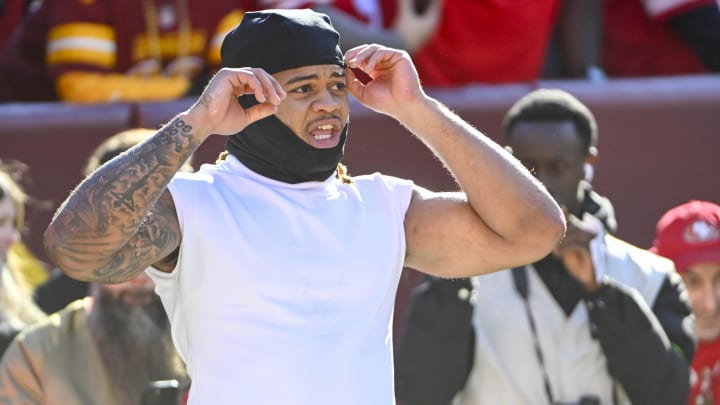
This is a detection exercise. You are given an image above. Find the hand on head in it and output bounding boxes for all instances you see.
[191,67,287,136]
[344,44,424,118]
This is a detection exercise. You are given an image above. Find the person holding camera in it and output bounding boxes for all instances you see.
[395,89,695,405]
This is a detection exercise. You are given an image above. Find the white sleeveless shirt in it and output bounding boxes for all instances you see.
[147,156,413,405]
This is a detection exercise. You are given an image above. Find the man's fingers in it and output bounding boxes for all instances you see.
[345,44,382,70]
[345,66,360,88]
[270,75,287,103]
[345,67,367,100]
[251,69,285,105]
[344,45,367,65]
[346,45,400,77]
[244,103,278,125]
[567,213,587,229]
[222,68,285,105]
[223,69,264,101]
[364,48,394,74]
[248,73,269,104]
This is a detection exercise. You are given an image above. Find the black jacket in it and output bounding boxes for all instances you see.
[395,188,694,405]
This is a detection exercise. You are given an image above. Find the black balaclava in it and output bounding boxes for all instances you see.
[220,9,348,183]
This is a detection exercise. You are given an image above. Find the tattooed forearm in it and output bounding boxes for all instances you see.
[45,116,196,282]
[95,118,195,222]
[92,207,181,283]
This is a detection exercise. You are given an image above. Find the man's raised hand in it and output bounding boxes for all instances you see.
[189,67,286,137]
[344,44,425,120]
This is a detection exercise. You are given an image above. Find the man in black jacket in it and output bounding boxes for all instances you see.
[395,88,694,405]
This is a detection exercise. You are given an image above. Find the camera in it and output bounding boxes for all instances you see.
[555,395,601,405]
[140,379,180,405]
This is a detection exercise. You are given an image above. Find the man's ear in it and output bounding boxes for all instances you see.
[585,146,598,166]
[584,146,598,182]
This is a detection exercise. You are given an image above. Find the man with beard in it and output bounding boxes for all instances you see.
[0,128,189,405]
[0,271,187,404]
[42,9,565,405]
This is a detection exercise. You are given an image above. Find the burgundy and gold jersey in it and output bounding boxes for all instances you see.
[46,0,241,77]
[2,0,243,102]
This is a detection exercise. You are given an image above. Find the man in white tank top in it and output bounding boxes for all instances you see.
[44,9,565,404]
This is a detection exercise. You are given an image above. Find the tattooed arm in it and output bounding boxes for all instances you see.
[44,68,286,283]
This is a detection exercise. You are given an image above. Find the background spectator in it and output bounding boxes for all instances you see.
[652,200,720,405]
[395,88,694,405]
[0,0,241,103]
[416,0,550,85]
[543,0,605,81]
[273,0,603,85]
[0,272,188,404]
[0,0,35,50]
[0,166,46,358]
[603,0,720,76]
[239,0,442,53]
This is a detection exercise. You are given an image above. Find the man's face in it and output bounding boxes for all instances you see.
[507,120,587,215]
[681,262,720,341]
[0,196,19,264]
[272,64,349,149]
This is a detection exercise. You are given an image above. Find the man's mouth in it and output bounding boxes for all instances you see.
[312,124,334,141]
[307,119,342,148]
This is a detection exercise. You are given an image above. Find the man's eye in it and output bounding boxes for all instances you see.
[332,82,346,91]
[685,277,700,289]
[292,85,312,94]
[549,161,569,174]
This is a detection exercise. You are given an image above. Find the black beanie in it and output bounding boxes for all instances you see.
[220,9,344,74]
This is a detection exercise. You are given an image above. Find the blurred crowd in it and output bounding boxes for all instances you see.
[0,0,718,103]
[0,1,718,405]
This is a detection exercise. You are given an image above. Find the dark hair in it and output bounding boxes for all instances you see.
[503,89,597,155]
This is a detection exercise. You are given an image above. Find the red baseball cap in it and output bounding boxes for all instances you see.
[651,200,720,273]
